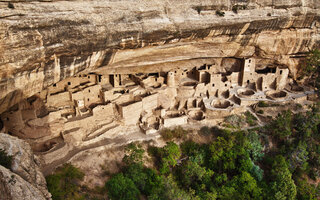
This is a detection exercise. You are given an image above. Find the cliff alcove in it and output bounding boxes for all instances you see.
[0,0,319,198]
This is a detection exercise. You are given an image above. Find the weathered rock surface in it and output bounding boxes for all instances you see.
[0,165,47,200]
[0,133,51,200]
[0,0,319,113]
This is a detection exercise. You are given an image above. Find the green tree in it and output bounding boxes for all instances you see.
[269,156,297,200]
[105,173,140,200]
[147,175,200,200]
[158,142,181,174]
[209,136,236,172]
[247,131,264,162]
[296,178,320,200]
[122,143,145,165]
[177,160,213,190]
[289,141,309,171]
[250,163,264,182]
[301,49,320,91]
[271,110,293,140]
[124,164,163,196]
[224,171,262,200]
[180,140,207,165]
[46,163,85,200]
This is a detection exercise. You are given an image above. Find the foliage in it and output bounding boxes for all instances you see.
[102,105,320,200]
[247,131,264,162]
[224,114,245,128]
[199,126,212,136]
[0,148,13,169]
[257,110,264,114]
[244,111,258,126]
[250,163,264,182]
[296,178,320,200]
[269,156,297,200]
[149,175,198,200]
[257,101,280,108]
[289,141,309,171]
[160,126,188,141]
[158,142,181,174]
[122,143,145,165]
[219,171,262,200]
[270,110,293,140]
[125,164,163,197]
[46,163,85,200]
[258,101,269,107]
[105,173,140,200]
[300,49,320,91]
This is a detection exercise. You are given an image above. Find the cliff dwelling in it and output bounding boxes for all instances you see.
[0,57,314,164]
[0,0,319,198]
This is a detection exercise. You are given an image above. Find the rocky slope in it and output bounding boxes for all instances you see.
[0,0,319,114]
[0,133,51,200]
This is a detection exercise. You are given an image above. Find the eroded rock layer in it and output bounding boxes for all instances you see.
[0,0,319,114]
[0,133,51,199]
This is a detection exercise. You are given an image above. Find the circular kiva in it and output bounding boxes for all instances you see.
[266,90,287,100]
[188,110,205,120]
[237,88,255,98]
[211,99,232,109]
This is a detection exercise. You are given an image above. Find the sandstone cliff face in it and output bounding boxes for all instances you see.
[0,0,319,113]
[0,133,51,200]
[0,165,47,200]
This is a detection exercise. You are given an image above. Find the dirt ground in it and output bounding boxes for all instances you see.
[69,124,215,188]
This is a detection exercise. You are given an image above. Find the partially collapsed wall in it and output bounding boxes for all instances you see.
[0,58,314,165]
[0,0,319,114]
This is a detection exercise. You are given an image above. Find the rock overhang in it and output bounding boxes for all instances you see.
[0,0,319,114]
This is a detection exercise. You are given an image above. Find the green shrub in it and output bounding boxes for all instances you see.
[296,103,303,109]
[245,111,258,126]
[46,163,84,200]
[247,131,264,162]
[160,126,188,141]
[0,149,12,169]
[258,101,269,107]
[257,110,264,114]
[269,156,297,200]
[271,110,293,140]
[299,49,320,90]
[123,143,145,165]
[296,178,320,200]
[250,164,264,182]
[105,173,140,200]
[225,114,245,128]
[199,126,211,136]
[159,142,181,175]
[160,129,174,141]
